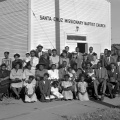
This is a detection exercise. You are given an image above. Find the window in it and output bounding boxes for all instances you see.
[67,35,86,41]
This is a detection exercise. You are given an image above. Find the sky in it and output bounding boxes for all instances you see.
[111,0,120,44]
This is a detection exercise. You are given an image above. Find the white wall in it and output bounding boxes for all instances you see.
[59,0,111,54]
[29,0,56,51]
[0,0,28,60]
[30,0,111,55]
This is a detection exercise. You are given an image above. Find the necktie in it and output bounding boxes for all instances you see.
[30,57,33,66]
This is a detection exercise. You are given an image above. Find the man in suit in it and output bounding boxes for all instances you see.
[102,50,115,71]
[38,73,51,102]
[65,46,72,60]
[87,47,94,62]
[59,61,68,80]
[107,63,120,98]
[94,62,108,100]
[36,44,45,60]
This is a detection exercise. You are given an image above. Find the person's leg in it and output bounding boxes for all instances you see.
[101,80,107,94]
[11,87,19,98]
[113,82,119,95]
[107,82,114,98]
[93,80,99,97]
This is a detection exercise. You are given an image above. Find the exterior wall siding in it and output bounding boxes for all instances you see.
[30,0,56,51]
[0,0,28,60]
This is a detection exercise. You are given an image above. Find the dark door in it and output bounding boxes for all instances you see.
[77,43,86,53]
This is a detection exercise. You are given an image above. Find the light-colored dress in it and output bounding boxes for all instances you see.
[50,87,63,99]
[48,69,59,80]
[77,81,89,101]
[10,69,23,88]
[62,81,73,100]
[24,79,37,102]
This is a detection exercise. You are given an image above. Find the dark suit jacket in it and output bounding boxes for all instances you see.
[39,80,50,95]
[94,67,108,80]
[102,56,115,68]
[36,51,45,58]
[108,69,120,82]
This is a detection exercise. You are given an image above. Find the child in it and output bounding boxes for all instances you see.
[77,74,89,101]
[50,81,63,100]
[61,74,73,100]
[24,76,37,103]
[39,73,51,102]
[23,52,31,67]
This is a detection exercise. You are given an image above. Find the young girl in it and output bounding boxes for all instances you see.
[50,81,63,100]
[77,75,89,101]
[24,76,37,103]
[61,74,73,100]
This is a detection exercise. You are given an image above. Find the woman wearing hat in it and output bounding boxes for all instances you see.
[2,51,12,71]
[12,53,23,69]
[35,63,47,81]
[10,62,23,99]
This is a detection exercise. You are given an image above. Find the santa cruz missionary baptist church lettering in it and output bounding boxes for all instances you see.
[40,15,106,28]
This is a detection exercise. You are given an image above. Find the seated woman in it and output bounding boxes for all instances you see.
[23,62,35,81]
[50,81,63,100]
[38,73,51,102]
[48,64,59,82]
[61,74,73,100]
[35,63,47,82]
[77,74,89,101]
[10,62,23,99]
[0,64,10,101]
[24,76,37,103]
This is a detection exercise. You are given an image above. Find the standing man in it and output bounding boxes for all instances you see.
[65,46,72,60]
[75,47,83,68]
[87,47,94,62]
[36,44,44,60]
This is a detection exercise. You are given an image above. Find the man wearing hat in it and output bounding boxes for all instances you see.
[12,53,23,69]
[36,44,45,59]
[2,51,12,71]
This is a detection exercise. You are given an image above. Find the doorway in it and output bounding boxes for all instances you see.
[77,43,87,53]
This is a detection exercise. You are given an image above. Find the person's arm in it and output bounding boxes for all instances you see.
[10,70,15,80]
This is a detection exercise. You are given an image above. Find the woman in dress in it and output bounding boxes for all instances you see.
[50,81,63,100]
[77,74,89,101]
[10,62,23,99]
[23,62,35,81]
[61,74,73,100]
[24,76,37,103]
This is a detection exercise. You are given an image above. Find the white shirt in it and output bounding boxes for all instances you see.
[48,69,59,80]
[30,57,39,70]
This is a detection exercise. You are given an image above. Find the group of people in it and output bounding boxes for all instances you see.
[0,44,120,103]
